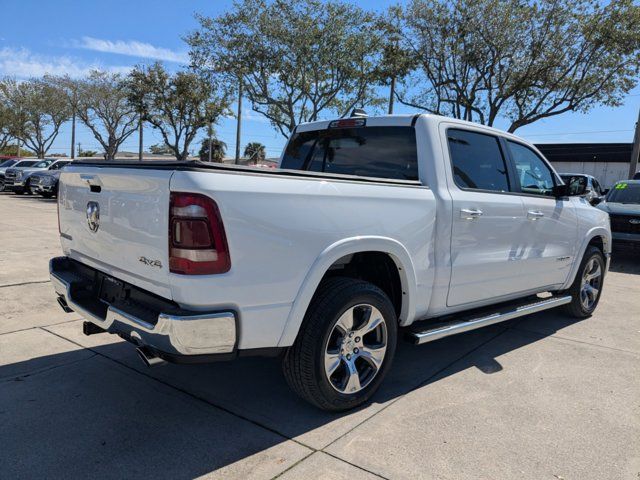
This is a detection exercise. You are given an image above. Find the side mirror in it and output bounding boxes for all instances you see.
[603,189,610,195]
[553,184,571,197]
[590,197,603,206]
[556,175,587,197]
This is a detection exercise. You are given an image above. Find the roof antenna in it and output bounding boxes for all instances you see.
[350,108,367,118]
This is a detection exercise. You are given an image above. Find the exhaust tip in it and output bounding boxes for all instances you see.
[136,347,166,367]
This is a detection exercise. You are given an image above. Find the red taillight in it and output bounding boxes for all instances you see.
[169,192,230,275]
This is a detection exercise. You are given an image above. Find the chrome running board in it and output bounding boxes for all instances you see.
[407,295,572,345]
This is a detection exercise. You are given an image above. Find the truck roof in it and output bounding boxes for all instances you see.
[295,113,528,143]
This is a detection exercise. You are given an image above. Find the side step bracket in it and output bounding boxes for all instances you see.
[406,295,572,345]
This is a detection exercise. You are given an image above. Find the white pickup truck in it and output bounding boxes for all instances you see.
[50,114,611,411]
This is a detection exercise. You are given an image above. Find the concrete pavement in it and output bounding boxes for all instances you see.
[1,192,638,479]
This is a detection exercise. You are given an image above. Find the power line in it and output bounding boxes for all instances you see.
[525,129,633,137]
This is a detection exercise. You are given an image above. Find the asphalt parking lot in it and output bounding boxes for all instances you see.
[1,192,639,480]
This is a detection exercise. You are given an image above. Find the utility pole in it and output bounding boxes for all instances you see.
[388,76,396,114]
[70,111,76,159]
[628,107,640,179]
[70,91,76,159]
[138,118,144,162]
[235,77,243,164]
[208,120,213,163]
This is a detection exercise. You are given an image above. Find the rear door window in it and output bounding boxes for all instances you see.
[447,129,511,192]
[281,126,418,181]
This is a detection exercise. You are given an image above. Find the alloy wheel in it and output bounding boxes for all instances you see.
[324,304,388,394]
[580,257,602,311]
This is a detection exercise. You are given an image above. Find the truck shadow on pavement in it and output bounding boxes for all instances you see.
[0,307,592,479]
[609,247,640,275]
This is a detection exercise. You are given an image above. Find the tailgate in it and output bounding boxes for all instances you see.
[58,167,174,299]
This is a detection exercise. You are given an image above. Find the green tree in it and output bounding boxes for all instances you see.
[75,71,139,160]
[199,138,227,162]
[243,142,266,163]
[0,77,71,158]
[397,0,640,132]
[0,100,12,152]
[187,0,384,137]
[126,63,230,161]
[148,143,174,155]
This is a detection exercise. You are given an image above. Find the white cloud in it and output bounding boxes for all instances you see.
[77,36,188,63]
[0,47,131,78]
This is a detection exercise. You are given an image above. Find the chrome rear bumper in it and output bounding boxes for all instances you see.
[50,256,237,358]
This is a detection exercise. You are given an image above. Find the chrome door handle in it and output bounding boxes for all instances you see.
[460,208,483,220]
[527,210,545,220]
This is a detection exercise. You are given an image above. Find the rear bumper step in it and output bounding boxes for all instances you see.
[49,256,237,358]
[406,294,572,345]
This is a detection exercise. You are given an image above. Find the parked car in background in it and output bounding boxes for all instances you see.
[633,172,640,180]
[4,159,64,194]
[50,113,610,411]
[597,180,640,248]
[0,159,37,192]
[559,173,607,205]
[29,161,72,198]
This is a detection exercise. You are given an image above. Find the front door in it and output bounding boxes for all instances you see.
[506,140,578,289]
[445,128,529,307]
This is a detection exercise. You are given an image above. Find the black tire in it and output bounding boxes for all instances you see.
[41,192,53,199]
[282,277,398,412]
[562,246,606,318]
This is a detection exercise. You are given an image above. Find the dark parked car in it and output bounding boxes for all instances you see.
[29,161,72,198]
[559,173,607,205]
[633,171,640,180]
[596,180,640,247]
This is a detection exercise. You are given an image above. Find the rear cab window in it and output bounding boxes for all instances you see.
[280,122,418,181]
[446,129,511,192]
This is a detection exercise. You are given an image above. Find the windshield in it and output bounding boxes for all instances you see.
[33,159,56,168]
[0,159,18,168]
[606,183,640,204]
[52,161,70,170]
[15,160,37,168]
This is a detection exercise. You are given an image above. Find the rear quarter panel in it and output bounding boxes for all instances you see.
[170,170,437,349]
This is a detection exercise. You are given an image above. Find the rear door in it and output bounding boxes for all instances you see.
[58,167,174,298]
[444,127,529,307]
[505,140,578,289]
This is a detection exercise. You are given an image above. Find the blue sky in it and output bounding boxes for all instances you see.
[0,0,637,158]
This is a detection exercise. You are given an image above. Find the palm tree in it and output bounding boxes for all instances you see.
[243,142,266,164]
[199,138,227,162]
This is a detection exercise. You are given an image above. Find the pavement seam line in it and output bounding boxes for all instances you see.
[321,451,391,480]
[40,325,318,453]
[268,451,317,480]
[0,352,98,384]
[510,325,640,357]
[0,279,50,289]
[319,326,511,453]
[0,318,81,337]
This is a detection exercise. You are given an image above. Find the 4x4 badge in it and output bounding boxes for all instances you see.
[139,256,162,269]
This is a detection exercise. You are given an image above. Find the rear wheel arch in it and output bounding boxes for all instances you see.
[277,237,417,347]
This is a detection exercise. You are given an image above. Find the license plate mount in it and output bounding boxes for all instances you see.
[98,275,125,305]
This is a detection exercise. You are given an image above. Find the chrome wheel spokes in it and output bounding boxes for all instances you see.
[324,304,388,395]
[580,258,602,311]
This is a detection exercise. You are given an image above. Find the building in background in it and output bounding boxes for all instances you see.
[536,143,633,188]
